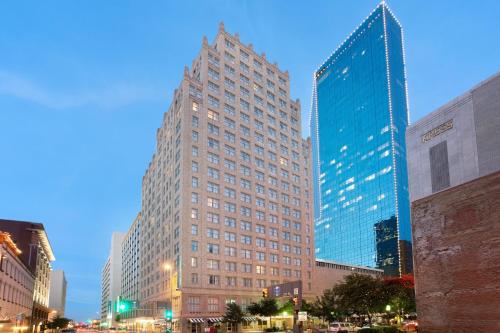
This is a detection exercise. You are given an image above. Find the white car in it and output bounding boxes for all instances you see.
[328,322,347,332]
[340,322,359,332]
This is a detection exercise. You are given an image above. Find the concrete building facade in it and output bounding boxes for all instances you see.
[48,270,67,317]
[138,23,314,332]
[120,214,141,321]
[101,232,125,327]
[0,232,35,330]
[406,72,500,201]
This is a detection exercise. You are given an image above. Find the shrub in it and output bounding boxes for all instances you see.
[358,328,379,333]
[358,327,402,333]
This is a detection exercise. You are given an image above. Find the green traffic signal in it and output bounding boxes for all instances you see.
[164,309,173,320]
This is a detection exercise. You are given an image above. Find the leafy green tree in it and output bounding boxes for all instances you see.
[384,274,416,321]
[222,303,244,333]
[248,298,280,317]
[308,288,338,323]
[333,274,388,326]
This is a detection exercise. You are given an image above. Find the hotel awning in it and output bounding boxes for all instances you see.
[207,317,223,323]
[242,316,257,322]
[188,318,205,323]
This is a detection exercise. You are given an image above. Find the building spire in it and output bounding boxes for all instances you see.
[218,21,225,33]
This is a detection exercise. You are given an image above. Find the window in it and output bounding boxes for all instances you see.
[207,244,219,255]
[207,259,220,270]
[188,296,200,312]
[225,217,236,228]
[191,273,199,285]
[256,265,265,275]
[225,261,237,272]
[225,246,237,257]
[241,263,252,273]
[207,212,219,224]
[207,228,219,239]
[208,96,219,109]
[240,221,252,231]
[191,209,199,219]
[191,224,198,235]
[208,109,219,121]
[192,116,199,128]
[192,161,199,173]
[208,167,219,179]
[192,177,199,188]
[226,276,237,287]
[208,153,219,164]
[192,146,198,157]
[242,278,252,288]
[208,275,220,286]
[225,232,236,242]
[207,197,219,208]
[191,240,198,252]
[207,182,219,193]
[191,192,199,203]
[224,173,236,184]
[191,257,198,268]
[208,123,219,135]
[240,235,252,245]
[240,249,252,259]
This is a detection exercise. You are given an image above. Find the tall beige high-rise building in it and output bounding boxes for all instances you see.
[139,23,314,332]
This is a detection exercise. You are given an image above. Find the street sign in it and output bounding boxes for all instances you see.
[293,287,299,295]
[298,311,307,321]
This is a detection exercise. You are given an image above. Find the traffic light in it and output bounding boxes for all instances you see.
[292,297,299,306]
[164,309,173,321]
[116,297,132,313]
[262,288,268,298]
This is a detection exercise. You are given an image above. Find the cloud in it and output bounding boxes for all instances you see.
[0,70,165,109]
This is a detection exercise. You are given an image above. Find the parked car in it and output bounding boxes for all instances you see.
[328,322,348,332]
[340,322,359,332]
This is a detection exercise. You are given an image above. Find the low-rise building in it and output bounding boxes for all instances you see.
[312,259,383,297]
[0,232,35,330]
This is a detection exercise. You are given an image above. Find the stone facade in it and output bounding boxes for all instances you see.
[138,22,314,332]
[411,170,500,333]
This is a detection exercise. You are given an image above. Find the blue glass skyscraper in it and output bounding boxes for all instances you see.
[311,2,412,276]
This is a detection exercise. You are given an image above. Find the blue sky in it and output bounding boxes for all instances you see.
[1,0,498,321]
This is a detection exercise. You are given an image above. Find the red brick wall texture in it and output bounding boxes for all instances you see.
[411,170,500,333]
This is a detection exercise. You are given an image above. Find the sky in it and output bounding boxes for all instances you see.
[0,0,499,322]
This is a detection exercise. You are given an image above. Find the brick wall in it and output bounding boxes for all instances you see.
[411,170,500,332]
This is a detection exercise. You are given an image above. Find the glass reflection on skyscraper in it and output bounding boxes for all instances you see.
[310,2,412,276]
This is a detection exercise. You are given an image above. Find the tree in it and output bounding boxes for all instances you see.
[333,274,388,326]
[46,317,71,329]
[383,274,416,322]
[309,288,338,323]
[247,298,280,317]
[223,303,244,333]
